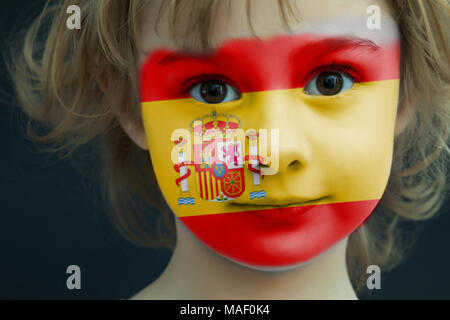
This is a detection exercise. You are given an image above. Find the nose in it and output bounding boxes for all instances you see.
[247,90,312,175]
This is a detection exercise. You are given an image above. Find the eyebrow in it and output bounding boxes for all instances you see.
[156,36,381,65]
[157,51,206,65]
[312,36,381,52]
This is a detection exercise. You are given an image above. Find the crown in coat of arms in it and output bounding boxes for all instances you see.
[189,111,241,138]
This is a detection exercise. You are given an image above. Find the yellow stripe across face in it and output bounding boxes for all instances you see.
[142,80,400,217]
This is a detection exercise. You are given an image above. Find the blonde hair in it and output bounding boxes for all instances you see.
[6,0,450,293]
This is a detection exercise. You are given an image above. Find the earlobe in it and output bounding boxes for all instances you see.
[117,115,149,150]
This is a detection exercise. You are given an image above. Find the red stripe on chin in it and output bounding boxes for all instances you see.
[179,199,379,267]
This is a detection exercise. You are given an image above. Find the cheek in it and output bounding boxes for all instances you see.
[310,80,400,200]
[141,99,207,198]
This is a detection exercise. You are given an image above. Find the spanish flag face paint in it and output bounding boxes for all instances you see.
[139,31,401,270]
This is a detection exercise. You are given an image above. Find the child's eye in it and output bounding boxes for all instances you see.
[304,71,354,96]
[189,80,241,104]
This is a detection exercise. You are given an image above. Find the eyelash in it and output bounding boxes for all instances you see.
[182,61,360,94]
[306,61,360,83]
[182,74,237,95]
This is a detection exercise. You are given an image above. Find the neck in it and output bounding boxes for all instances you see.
[134,219,358,300]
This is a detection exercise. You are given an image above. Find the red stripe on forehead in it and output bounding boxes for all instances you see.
[140,34,400,102]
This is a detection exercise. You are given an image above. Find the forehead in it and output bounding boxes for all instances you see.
[139,0,398,62]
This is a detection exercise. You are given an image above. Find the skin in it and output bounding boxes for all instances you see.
[121,0,409,299]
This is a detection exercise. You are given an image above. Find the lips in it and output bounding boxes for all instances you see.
[227,197,328,222]
[249,205,316,221]
[179,199,381,267]
[231,196,328,207]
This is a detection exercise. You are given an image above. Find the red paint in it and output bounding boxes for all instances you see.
[140,34,400,102]
[179,199,379,267]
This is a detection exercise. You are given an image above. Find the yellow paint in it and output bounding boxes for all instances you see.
[142,80,400,217]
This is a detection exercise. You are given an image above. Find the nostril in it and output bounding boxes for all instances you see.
[288,160,302,170]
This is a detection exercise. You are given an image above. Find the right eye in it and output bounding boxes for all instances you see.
[189,79,241,104]
[304,71,354,96]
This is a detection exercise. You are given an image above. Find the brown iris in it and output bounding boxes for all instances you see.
[200,80,227,103]
[316,71,344,95]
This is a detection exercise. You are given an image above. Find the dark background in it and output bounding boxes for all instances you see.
[0,1,449,300]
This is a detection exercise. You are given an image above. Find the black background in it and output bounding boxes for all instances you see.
[0,1,449,300]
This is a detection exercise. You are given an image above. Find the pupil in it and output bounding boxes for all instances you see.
[201,80,227,103]
[317,72,343,95]
[323,75,337,88]
[208,84,222,96]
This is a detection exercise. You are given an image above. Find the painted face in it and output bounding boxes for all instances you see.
[139,3,401,270]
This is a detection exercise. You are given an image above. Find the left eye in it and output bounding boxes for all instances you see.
[189,79,241,104]
[304,71,354,96]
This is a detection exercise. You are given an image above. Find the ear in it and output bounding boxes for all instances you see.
[395,101,409,136]
[98,73,149,150]
[117,113,149,150]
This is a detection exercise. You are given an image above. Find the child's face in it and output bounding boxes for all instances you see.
[136,0,401,270]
